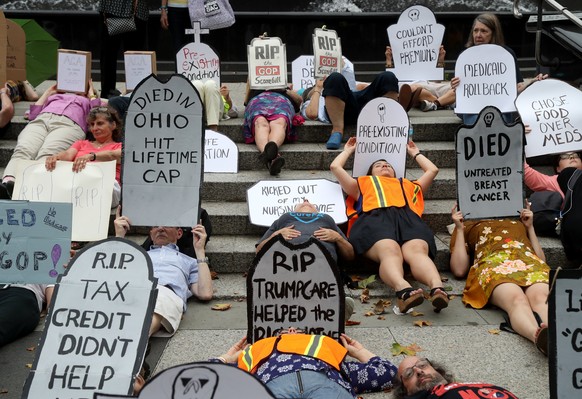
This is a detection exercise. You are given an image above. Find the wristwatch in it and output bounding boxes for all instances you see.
[197,257,209,264]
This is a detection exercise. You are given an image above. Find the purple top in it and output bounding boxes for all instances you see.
[29,94,101,132]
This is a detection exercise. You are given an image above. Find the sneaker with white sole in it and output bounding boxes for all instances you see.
[420,100,437,112]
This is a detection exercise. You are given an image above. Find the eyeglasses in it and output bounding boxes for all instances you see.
[401,358,431,381]
[89,106,112,116]
[273,327,305,336]
[559,153,580,160]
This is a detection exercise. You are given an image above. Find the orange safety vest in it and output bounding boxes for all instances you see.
[238,334,348,374]
[356,175,424,217]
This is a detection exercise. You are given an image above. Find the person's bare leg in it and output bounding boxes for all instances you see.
[490,283,540,342]
[525,283,549,325]
[149,313,163,336]
[253,116,271,152]
[402,239,442,289]
[267,117,287,147]
[436,88,456,107]
[324,96,346,135]
[366,239,417,292]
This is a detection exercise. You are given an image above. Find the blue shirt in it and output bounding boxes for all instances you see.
[148,244,199,311]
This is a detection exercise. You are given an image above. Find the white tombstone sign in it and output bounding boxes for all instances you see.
[176,42,220,86]
[94,362,276,399]
[387,5,445,81]
[247,36,287,90]
[123,74,204,227]
[0,201,71,284]
[454,44,518,114]
[248,236,345,343]
[549,269,582,399]
[22,238,156,399]
[312,28,342,79]
[13,160,116,242]
[124,52,156,92]
[291,55,316,91]
[515,79,582,158]
[203,129,238,173]
[456,106,524,220]
[353,97,409,178]
[56,50,90,94]
[246,179,347,227]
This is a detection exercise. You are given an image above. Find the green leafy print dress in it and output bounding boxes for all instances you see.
[451,218,549,308]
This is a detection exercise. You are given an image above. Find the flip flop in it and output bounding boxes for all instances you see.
[534,325,548,356]
[326,132,342,150]
[396,287,424,314]
[429,287,449,313]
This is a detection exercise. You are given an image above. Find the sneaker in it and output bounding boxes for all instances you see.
[420,100,437,112]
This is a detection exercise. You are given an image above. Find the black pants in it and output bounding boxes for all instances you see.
[0,287,40,347]
[168,6,193,68]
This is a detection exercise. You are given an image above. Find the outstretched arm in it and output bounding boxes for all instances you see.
[330,137,360,200]
[449,204,470,278]
[521,202,546,262]
[408,140,438,192]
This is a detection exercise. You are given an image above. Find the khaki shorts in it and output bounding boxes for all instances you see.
[154,285,184,335]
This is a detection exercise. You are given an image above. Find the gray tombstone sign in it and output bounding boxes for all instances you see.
[22,238,157,399]
[123,74,204,226]
[456,106,524,220]
[247,236,345,343]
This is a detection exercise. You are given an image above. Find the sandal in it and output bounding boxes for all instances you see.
[396,287,424,314]
[534,324,548,356]
[429,287,449,313]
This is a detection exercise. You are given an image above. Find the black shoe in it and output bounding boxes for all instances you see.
[268,156,285,175]
[259,141,279,166]
[106,89,121,99]
[0,183,11,200]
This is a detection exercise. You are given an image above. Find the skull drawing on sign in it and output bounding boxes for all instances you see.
[172,366,219,399]
[484,112,494,127]
[408,8,420,21]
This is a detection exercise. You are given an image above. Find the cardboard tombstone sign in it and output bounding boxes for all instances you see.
[13,160,116,241]
[6,19,26,81]
[125,51,157,92]
[386,5,444,81]
[454,44,518,115]
[515,79,582,158]
[247,236,345,343]
[0,11,7,84]
[312,27,342,79]
[247,36,287,90]
[0,201,71,284]
[353,97,409,178]
[176,42,220,87]
[291,55,316,91]
[246,179,347,227]
[456,106,524,220]
[57,49,91,94]
[94,362,276,399]
[203,129,238,173]
[22,238,157,399]
[548,269,582,399]
[123,74,204,227]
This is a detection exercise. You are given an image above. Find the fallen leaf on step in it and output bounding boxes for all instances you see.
[364,311,375,317]
[0,389,8,394]
[410,311,424,317]
[25,364,32,369]
[488,329,501,335]
[345,320,361,326]
[390,342,422,356]
[413,320,433,327]
[210,271,219,280]
[26,346,35,352]
[211,303,232,311]
[377,316,386,320]
[373,299,386,314]
[360,288,370,303]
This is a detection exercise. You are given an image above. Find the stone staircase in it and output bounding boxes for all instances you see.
[4,83,569,297]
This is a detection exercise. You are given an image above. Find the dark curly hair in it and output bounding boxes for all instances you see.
[86,106,123,142]
[392,359,455,399]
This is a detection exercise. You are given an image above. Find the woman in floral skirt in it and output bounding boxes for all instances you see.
[449,204,549,355]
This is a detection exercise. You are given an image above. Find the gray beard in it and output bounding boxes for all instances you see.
[417,375,448,392]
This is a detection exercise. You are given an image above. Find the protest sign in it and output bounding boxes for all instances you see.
[386,5,444,81]
[247,179,347,227]
[247,235,345,343]
[456,106,524,220]
[123,74,204,227]
[13,160,116,241]
[22,238,156,399]
[6,19,26,82]
[515,79,582,158]
[176,42,220,86]
[57,49,91,94]
[353,97,409,178]
[549,269,582,399]
[454,44,517,114]
[247,36,287,90]
[124,51,157,92]
[0,201,71,284]
[94,362,276,399]
[0,11,6,84]
[312,27,342,79]
[291,55,315,91]
[204,129,238,173]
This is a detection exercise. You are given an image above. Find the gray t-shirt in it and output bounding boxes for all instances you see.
[258,212,347,262]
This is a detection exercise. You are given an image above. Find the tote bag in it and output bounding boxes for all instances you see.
[189,0,235,30]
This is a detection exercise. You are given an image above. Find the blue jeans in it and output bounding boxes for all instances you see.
[266,370,353,399]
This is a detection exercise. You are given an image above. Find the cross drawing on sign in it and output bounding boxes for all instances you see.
[186,21,210,43]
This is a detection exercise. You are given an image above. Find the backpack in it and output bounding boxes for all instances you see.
[529,191,562,237]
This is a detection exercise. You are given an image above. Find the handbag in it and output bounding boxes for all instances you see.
[189,0,235,30]
[105,0,138,36]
